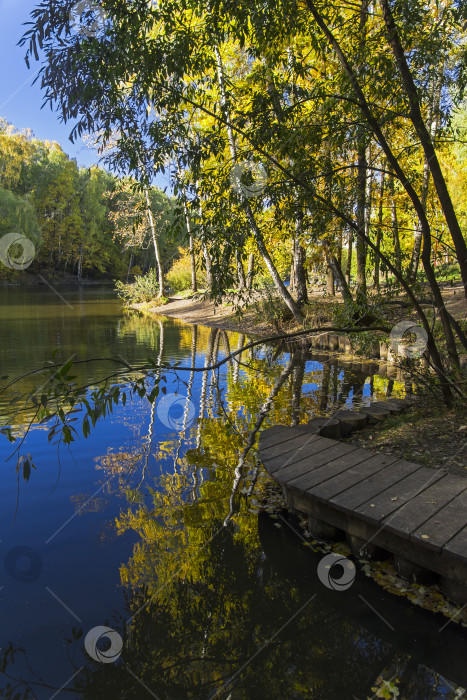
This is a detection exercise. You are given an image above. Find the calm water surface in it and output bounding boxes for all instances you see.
[0,286,465,699]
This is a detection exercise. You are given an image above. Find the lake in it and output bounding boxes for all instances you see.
[0,286,465,699]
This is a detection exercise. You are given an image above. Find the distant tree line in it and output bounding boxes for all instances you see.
[0,119,181,282]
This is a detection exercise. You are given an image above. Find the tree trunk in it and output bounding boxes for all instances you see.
[190,234,197,291]
[326,266,335,295]
[389,174,402,273]
[303,0,459,394]
[374,171,385,290]
[236,250,246,289]
[293,216,308,305]
[182,198,197,292]
[202,242,212,289]
[145,187,164,297]
[77,244,83,279]
[328,252,353,304]
[214,45,304,325]
[337,221,343,268]
[356,144,367,302]
[346,231,352,284]
[407,73,441,282]
[364,149,373,242]
[379,0,467,300]
[246,253,254,289]
[355,0,369,303]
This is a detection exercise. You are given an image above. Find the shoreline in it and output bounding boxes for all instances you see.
[0,274,114,287]
[128,279,466,336]
[129,296,279,337]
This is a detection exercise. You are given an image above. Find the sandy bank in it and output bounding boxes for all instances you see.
[130,280,466,338]
[130,296,277,337]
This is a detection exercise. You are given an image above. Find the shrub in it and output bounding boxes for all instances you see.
[129,265,142,279]
[115,269,160,304]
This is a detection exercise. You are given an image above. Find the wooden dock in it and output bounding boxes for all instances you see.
[259,420,467,604]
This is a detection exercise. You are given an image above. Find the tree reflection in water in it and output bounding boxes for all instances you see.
[2,320,465,699]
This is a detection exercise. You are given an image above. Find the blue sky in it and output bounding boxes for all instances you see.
[0,0,102,168]
[0,0,170,189]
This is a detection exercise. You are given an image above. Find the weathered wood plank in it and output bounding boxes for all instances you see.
[411,488,467,552]
[354,469,446,523]
[288,447,372,492]
[443,524,467,560]
[258,425,307,451]
[258,424,467,598]
[382,473,463,539]
[330,460,422,513]
[273,442,359,484]
[308,453,399,501]
[260,431,323,463]
[263,436,335,474]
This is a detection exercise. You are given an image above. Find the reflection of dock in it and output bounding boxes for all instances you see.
[259,411,467,605]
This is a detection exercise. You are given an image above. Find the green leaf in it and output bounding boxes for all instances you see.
[23,460,31,482]
[62,425,74,444]
[148,386,159,403]
[59,358,74,377]
[82,417,90,438]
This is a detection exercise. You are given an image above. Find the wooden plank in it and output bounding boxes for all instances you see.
[260,431,324,463]
[273,442,359,484]
[289,447,372,491]
[305,452,398,500]
[257,425,467,594]
[443,524,467,560]
[263,436,335,474]
[354,468,445,523]
[258,425,307,451]
[411,488,467,552]
[257,424,287,445]
[382,473,463,539]
[330,460,422,513]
